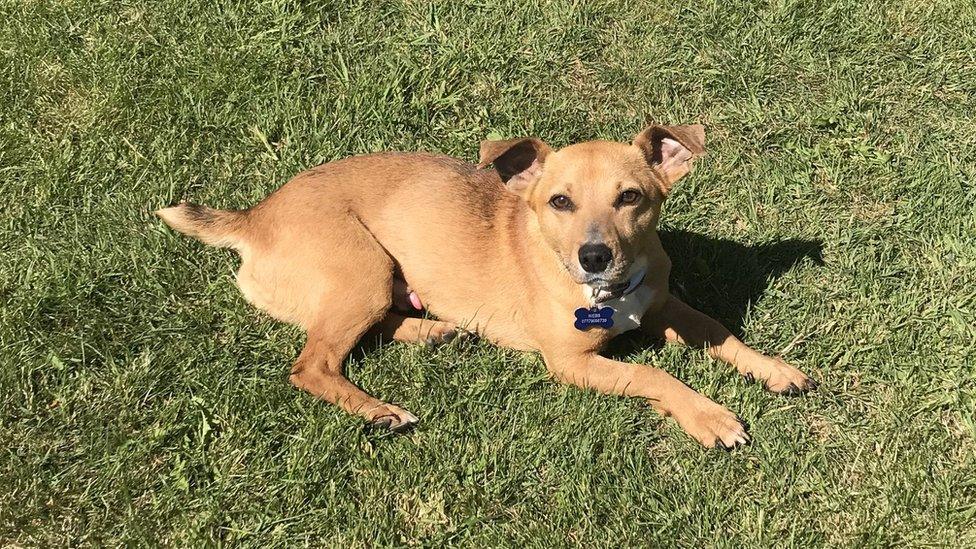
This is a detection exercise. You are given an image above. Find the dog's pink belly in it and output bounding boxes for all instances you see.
[391,277,425,312]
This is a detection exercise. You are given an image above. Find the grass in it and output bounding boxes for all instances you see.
[2,0,975,545]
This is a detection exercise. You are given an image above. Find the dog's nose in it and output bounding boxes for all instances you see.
[578,243,613,273]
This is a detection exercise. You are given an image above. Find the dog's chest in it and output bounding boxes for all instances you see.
[601,286,655,336]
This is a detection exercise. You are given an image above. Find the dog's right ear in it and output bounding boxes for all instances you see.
[478,137,552,197]
[633,124,706,195]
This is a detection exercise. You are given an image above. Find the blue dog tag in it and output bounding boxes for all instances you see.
[574,306,614,330]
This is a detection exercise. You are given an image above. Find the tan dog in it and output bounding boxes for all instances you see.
[157,124,816,449]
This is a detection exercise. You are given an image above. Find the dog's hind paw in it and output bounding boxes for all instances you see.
[425,327,477,347]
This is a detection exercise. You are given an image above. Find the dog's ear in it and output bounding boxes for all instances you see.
[633,124,705,195]
[478,137,552,196]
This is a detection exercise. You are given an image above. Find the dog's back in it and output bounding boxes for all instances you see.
[156,152,534,341]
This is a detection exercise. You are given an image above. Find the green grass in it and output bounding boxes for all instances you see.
[2,0,975,545]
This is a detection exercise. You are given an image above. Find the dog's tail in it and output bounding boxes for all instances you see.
[155,202,248,249]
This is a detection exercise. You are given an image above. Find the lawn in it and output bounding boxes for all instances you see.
[2,0,975,545]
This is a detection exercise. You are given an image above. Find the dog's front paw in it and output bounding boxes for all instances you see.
[671,398,750,450]
[366,404,419,433]
[743,358,818,395]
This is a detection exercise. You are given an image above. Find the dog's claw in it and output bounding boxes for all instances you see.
[367,405,419,433]
[752,358,815,395]
[716,433,749,451]
[744,373,755,384]
[807,378,820,390]
[680,399,750,450]
[388,419,417,434]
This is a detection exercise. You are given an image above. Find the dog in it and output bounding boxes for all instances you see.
[157,124,816,449]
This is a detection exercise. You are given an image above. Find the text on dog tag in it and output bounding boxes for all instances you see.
[574,306,614,330]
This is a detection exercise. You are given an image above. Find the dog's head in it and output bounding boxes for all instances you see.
[479,124,705,289]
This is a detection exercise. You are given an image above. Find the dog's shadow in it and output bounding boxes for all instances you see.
[606,229,824,358]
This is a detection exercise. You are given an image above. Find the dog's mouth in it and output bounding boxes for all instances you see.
[590,274,647,303]
[571,258,648,304]
[558,251,648,302]
[589,278,629,298]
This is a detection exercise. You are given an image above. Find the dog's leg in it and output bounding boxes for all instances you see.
[277,215,419,432]
[373,312,466,346]
[644,295,816,394]
[543,351,749,449]
[290,309,419,432]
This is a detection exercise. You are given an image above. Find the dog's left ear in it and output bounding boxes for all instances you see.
[633,124,706,195]
[478,137,552,197]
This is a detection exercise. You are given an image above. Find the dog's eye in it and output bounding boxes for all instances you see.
[548,194,574,211]
[616,189,642,206]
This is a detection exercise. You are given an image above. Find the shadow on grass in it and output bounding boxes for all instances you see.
[605,229,824,358]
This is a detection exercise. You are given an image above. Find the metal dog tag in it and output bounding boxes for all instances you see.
[574,306,614,330]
